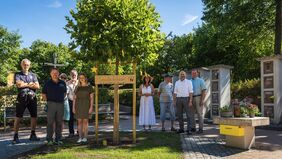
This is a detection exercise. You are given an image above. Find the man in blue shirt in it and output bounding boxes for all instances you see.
[191,69,207,134]
[13,59,40,144]
[42,68,67,145]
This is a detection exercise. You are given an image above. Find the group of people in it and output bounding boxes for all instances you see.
[12,58,207,145]
[139,70,207,135]
[13,59,94,145]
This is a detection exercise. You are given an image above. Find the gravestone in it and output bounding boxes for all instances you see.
[258,55,282,124]
[208,65,233,117]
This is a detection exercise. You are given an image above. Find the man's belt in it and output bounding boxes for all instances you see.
[193,94,201,97]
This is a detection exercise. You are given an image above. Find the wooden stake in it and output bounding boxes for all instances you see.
[95,64,99,143]
[133,62,137,143]
[113,85,120,144]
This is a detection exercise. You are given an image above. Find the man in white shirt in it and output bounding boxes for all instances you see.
[173,71,193,135]
[66,69,78,137]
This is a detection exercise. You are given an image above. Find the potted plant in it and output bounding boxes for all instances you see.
[240,106,248,117]
[232,99,240,117]
[220,105,233,117]
[247,104,259,118]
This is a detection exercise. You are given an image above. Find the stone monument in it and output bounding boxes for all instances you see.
[258,55,282,124]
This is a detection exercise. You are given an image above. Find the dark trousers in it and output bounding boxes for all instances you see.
[68,99,75,134]
[46,101,64,142]
[176,97,193,131]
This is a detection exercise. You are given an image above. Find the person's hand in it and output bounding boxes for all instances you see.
[28,82,35,88]
[200,101,204,107]
[189,101,193,107]
[73,108,76,114]
[145,93,150,97]
[89,107,93,114]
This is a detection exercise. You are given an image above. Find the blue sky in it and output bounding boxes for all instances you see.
[0,0,203,48]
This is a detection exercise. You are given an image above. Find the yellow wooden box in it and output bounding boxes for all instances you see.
[220,125,245,136]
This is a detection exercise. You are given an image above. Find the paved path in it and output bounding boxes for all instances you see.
[1,116,282,159]
[181,124,282,159]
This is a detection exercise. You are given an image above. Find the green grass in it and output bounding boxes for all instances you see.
[28,132,182,159]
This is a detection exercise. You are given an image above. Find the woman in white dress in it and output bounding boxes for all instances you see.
[139,75,156,130]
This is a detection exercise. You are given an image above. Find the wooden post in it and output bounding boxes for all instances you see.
[132,62,137,143]
[113,59,120,145]
[95,65,99,143]
[113,85,119,144]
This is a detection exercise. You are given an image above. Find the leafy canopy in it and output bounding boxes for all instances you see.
[65,0,164,65]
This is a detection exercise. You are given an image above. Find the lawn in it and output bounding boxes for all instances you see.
[21,131,183,159]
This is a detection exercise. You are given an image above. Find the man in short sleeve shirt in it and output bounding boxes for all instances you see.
[191,69,207,134]
[13,59,40,144]
[173,71,194,135]
[158,73,176,132]
[42,68,67,145]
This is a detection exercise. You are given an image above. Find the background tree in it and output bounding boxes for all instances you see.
[22,40,76,83]
[0,26,21,85]
[274,0,282,55]
[196,0,275,81]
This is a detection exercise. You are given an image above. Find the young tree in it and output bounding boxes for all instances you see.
[65,0,164,72]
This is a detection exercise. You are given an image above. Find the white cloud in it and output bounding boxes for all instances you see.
[47,1,62,8]
[182,14,198,26]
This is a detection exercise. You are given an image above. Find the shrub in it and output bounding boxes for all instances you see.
[231,78,261,106]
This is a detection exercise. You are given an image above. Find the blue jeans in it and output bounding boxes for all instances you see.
[160,102,175,121]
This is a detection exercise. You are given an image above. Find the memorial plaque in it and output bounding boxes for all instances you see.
[264,91,274,103]
[212,93,219,103]
[212,70,219,80]
[264,76,274,89]
[95,75,135,84]
[212,81,219,91]
[212,105,219,116]
[263,61,273,74]
[264,106,274,119]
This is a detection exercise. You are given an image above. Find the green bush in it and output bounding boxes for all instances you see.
[231,78,261,106]
[0,86,18,96]
[98,88,112,104]
[0,86,18,126]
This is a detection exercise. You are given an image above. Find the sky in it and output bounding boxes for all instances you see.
[0,0,204,48]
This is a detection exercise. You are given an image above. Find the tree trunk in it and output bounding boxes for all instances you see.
[274,0,282,55]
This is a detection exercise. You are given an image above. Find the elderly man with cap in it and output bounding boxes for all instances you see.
[157,73,176,132]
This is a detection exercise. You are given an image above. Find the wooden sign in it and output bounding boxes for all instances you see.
[95,75,135,84]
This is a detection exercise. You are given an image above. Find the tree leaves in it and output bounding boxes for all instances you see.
[65,0,164,65]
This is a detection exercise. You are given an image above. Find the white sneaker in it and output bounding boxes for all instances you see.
[77,138,82,143]
[82,138,87,143]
